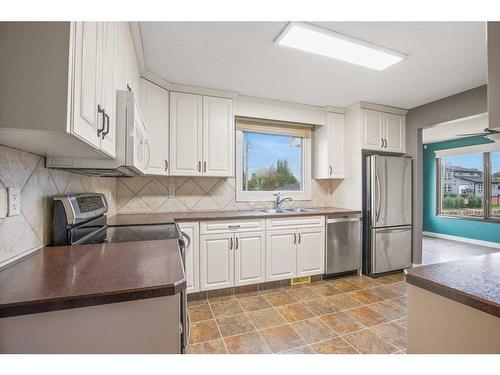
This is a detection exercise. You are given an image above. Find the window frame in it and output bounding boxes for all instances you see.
[235,129,312,202]
[436,151,500,222]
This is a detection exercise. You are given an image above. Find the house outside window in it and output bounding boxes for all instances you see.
[436,146,500,220]
[236,117,312,201]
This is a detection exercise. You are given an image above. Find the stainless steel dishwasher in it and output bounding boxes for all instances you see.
[325,214,362,276]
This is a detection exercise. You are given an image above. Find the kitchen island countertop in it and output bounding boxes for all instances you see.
[406,252,500,318]
[0,240,186,318]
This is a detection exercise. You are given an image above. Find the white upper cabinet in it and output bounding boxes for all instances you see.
[169,92,203,176]
[202,96,234,177]
[361,109,405,153]
[170,92,234,177]
[71,22,102,150]
[0,22,144,159]
[313,111,345,179]
[362,109,384,150]
[140,78,169,175]
[234,231,265,286]
[99,22,118,157]
[72,21,119,158]
[384,113,405,153]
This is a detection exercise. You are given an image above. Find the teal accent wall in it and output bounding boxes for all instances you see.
[423,135,500,243]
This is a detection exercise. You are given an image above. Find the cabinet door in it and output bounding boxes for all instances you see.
[200,233,234,291]
[71,21,102,149]
[202,96,234,176]
[169,92,203,176]
[99,22,118,157]
[384,113,405,153]
[179,222,200,294]
[329,112,345,177]
[296,227,325,277]
[234,231,265,286]
[265,230,297,282]
[140,78,169,175]
[361,109,384,150]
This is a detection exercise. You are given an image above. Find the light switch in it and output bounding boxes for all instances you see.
[8,187,21,216]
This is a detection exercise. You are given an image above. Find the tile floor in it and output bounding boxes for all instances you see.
[187,272,407,354]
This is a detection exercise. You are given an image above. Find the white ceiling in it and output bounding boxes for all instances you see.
[423,113,488,144]
[139,22,487,109]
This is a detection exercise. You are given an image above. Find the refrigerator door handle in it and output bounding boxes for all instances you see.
[375,170,382,223]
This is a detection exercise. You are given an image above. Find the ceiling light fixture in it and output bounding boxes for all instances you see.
[275,22,407,71]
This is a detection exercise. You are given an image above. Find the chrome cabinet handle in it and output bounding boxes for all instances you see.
[97,105,105,135]
[230,237,233,250]
[228,225,241,229]
[293,233,297,244]
[380,138,384,148]
[102,112,110,138]
[384,139,387,148]
[235,237,239,250]
[329,165,332,175]
[298,232,301,244]
[165,160,169,171]
[198,161,201,172]
[203,161,207,173]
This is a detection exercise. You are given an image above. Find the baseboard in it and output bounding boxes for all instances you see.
[423,231,500,249]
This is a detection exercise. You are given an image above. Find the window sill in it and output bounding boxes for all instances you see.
[435,214,500,223]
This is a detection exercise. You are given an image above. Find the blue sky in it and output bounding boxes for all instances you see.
[444,151,500,173]
[243,132,302,178]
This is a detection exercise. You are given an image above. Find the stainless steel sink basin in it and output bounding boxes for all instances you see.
[258,208,316,214]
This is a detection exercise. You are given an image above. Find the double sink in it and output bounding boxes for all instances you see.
[258,208,316,214]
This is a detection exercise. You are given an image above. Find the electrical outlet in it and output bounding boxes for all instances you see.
[7,187,21,216]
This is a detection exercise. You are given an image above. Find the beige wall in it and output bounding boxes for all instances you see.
[405,85,487,263]
[0,145,117,267]
[117,176,335,214]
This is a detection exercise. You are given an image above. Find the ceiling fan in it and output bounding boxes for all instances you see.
[456,127,500,139]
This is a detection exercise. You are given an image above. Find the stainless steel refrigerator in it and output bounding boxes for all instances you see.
[364,155,412,275]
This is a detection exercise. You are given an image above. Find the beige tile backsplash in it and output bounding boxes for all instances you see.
[117,176,335,214]
[0,144,336,267]
[0,145,117,267]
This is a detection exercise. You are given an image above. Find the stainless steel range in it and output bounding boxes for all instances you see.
[52,193,190,353]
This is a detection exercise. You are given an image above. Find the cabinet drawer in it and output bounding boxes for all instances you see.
[266,216,325,230]
[200,219,265,234]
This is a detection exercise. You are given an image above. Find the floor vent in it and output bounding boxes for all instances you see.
[291,276,311,286]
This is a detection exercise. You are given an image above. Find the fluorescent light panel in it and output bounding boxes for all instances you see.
[276,22,406,71]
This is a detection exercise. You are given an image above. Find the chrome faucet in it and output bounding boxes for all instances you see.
[274,193,293,210]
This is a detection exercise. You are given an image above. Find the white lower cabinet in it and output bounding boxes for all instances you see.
[266,224,325,282]
[266,229,297,282]
[200,233,234,291]
[192,218,325,292]
[296,227,325,277]
[179,222,199,294]
[234,231,266,286]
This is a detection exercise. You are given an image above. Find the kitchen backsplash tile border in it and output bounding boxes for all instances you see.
[116,176,336,214]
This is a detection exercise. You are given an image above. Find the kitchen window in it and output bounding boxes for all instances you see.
[435,144,500,221]
[235,117,312,201]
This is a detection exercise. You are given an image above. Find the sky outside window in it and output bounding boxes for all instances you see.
[242,131,302,191]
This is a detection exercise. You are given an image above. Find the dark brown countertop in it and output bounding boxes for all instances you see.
[108,207,361,226]
[406,253,500,318]
[0,240,186,318]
